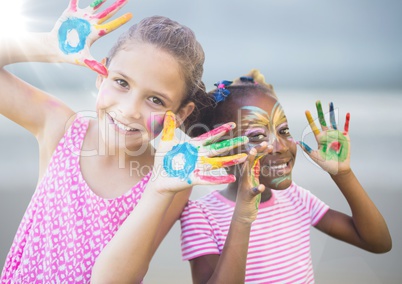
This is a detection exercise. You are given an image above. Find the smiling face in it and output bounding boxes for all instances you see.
[96,42,194,152]
[228,90,297,190]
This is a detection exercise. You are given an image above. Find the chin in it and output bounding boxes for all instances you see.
[263,174,293,190]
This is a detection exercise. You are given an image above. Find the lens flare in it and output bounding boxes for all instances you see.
[0,1,26,36]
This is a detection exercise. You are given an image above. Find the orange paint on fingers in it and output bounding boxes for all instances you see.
[161,111,176,141]
[95,13,132,35]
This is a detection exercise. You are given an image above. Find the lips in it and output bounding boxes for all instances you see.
[260,158,293,177]
[107,113,141,134]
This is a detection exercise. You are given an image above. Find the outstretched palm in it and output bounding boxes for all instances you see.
[149,111,249,193]
[51,0,132,75]
[299,100,351,175]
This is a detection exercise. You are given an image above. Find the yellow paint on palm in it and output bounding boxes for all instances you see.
[161,111,176,141]
[305,111,320,136]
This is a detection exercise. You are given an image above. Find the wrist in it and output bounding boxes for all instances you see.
[330,168,354,181]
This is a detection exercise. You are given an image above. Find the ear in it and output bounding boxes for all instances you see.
[95,58,108,89]
[175,101,195,127]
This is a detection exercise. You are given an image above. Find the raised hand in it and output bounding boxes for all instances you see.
[232,142,271,224]
[298,100,351,175]
[150,111,249,193]
[52,0,132,75]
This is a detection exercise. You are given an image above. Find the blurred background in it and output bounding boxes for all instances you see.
[1,0,401,283]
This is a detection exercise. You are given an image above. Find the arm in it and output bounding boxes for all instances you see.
[299,101,392,253]
[0,0,131,133]
[91,112,250,283]
[190,143,270,284]
[0,0,131,175]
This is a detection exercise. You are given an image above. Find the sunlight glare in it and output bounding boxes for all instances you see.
[0,1,26,36]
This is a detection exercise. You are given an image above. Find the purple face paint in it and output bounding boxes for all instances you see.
[58,17,91,55]
[147,114,165,137]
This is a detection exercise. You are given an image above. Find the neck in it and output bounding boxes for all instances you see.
[222,181,273,203]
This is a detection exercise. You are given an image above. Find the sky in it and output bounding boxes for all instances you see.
[5,0,402,91]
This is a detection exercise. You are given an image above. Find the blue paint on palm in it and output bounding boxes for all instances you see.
[163,142,198,184]
[58,17,91,54]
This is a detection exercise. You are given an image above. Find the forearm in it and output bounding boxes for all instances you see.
[91,186,177,284]
[0,33,60,67]
[331,170,392,251]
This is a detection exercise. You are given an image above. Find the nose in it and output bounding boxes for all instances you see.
[270,135,289,154]
[118,94,142,120]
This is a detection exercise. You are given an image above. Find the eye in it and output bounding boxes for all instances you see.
[279,127,290,135]
[248,133,266,142]
[148,96,165,106]
[115,79,129,89]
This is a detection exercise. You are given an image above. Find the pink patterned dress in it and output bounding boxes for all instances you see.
[1,115,151,283]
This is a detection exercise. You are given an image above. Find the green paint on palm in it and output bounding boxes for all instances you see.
[319,130,349,162]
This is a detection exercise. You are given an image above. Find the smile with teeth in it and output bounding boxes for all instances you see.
[267,162,288,170]
[111,116,138,132]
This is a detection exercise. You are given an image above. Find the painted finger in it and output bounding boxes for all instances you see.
[305,110,320,136]
[202,136,248,156]
[191,122,236,145]
[329,102,337,130]
[67,0,79,12]
[344,113,350,135]
[252,184,265,209]
[90,0,106,11]
[297,141,321,163]
[315,100,328,131]
[251,157,262,187]
[161,111,176,142]
[83,58,108,76]
[94,13,132,36]
[250,151,263,209]
[192,169,236,185]
[297,141,313,156]
[200,153,248,170]
[92,0,128,24]
[252,141,270,158]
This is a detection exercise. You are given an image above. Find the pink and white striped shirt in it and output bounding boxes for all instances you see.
[180,183,329,284]
[1,115,151,284]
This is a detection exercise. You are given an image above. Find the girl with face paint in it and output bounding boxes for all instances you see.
[180,69,392,284]
[0,1,249,282]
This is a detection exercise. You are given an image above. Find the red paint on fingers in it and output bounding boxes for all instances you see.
[344,113,350,135]
[84,59,108,76]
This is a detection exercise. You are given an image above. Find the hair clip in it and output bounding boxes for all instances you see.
[213,80,233,103]
[240,76,256,84]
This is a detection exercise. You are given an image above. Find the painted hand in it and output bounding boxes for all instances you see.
[52,0,132,75]
[233,142,271,224]
[299,100,351,175]
[151,111,249,193]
